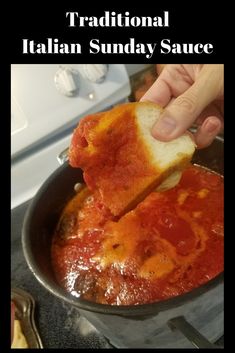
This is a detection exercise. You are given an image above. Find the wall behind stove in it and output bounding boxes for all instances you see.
[125,64,152,76]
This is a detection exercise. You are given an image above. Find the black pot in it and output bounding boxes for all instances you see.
[22,136,224,348]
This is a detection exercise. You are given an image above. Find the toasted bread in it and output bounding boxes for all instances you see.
[69,102,195,216]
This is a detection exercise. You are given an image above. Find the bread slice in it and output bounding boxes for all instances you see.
[11,320,28,348]
[69,102,195,216]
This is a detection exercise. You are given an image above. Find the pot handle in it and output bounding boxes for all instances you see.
[168,316,222,349]
[57,147,69,165]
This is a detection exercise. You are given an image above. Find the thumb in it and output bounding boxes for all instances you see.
[151,65,223,141]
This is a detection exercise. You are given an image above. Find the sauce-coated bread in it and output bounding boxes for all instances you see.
[69,102,195,215]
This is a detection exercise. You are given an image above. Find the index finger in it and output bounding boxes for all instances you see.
[140,76,172,107]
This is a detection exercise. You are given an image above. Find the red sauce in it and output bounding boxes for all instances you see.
[69,103,163,216]
[51,165,224,305]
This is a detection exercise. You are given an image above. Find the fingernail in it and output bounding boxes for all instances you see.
[204,120,220,134]
[152,116,177,137]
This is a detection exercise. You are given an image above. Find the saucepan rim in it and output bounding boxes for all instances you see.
[22,136,224,317]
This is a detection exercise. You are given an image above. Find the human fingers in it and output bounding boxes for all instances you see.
[140,64,193,107]
[195,100,224,130]
[194,116,223,148]
[152,65,224,141]
[140,73,172,107]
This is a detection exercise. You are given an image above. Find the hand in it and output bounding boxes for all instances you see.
[141,64,224,148]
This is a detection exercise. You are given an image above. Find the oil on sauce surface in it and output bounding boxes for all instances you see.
[51,165,224,305]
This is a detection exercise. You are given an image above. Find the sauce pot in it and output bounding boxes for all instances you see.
[22,134,224,348]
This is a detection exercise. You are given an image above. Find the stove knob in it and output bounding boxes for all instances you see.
[54,66,80,97]
[83,64,108,83]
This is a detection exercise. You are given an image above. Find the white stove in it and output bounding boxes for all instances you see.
[11,64,131,209]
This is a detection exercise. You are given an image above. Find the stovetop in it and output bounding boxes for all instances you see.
[11,200,113,349]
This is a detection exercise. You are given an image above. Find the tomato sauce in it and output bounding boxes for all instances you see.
[51,165,224,305]
[69,104,165,216]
